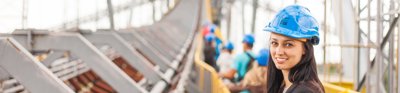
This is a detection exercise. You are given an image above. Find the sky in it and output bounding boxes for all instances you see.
[0,0,172,33]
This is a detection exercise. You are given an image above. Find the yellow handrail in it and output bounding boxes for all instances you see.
[322,82,359,93]
[194,30,230,93]
[191,0,230,93]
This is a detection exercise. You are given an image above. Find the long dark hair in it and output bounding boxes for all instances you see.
[266,42,324,93]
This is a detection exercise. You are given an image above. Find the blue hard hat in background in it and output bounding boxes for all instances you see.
[205,33,215,42]
[209,24,216,33]
[242,34,255,45]
[224,41,234,50]
[257,48,270,66]
[263,5,320,45]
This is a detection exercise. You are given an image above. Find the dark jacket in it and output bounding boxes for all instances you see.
[280,81,324,93]
[203,44,217,69]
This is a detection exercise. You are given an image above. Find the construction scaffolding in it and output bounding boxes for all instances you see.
[321,0,400,93]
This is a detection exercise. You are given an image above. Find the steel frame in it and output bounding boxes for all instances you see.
[1,30,146,93]
[0,37,74,93]
[80,30,171,84]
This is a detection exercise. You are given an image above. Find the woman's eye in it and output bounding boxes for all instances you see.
[271,42,278,46]
[284,43,293,47]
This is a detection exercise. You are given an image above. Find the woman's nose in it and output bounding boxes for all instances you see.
[274,46,284,55]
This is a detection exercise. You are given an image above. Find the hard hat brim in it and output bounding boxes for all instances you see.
[263,27,319,45]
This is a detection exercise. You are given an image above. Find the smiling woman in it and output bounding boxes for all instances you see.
[270,33,305,70]
[263,5,324,93]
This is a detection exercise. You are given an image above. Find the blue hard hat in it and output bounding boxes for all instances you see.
[257,49,270,66]
[224,42,234,50]
[209,24,216,33]
[242,34,255,44]
[205,33,215,42]
[263,5,320,45]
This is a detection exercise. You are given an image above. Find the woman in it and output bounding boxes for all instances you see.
[264,5,325,93]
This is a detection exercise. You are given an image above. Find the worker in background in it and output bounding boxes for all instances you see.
[226,48,270,93]
[264,5,325,93]
[201,23,224,62]
[201,22,211,37]
[242,48,269,93]
[217,41,235,84]
[209,24,223,61]
[201,23,223,41]
[219,34,255,83]
[203,33,218,70]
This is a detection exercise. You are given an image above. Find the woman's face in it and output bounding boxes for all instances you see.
[269,33,305,70]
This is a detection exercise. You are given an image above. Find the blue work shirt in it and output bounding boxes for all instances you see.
[230,50,255,82]
[214,38,222,60]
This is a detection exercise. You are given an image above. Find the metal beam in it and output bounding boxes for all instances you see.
[119,31,183,82]
[42,50,66,67]
[4,31,147,93]
[356,15,400,92]
[0,37,74,93]
[332,0,358,83]
[134,29,177,61]
[397,12,400,93]
[134,27,193,70]
[175,31,196,93]
[116,31,173,71]
[375,0,383,92]
[388,24,394,93]
[140,27,182,55]
[81,31,166,84]
[106,0,115,30]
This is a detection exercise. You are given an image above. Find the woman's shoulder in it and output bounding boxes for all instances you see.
[288,81,324,93]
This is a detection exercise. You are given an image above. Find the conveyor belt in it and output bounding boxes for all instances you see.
[0,0,201,92]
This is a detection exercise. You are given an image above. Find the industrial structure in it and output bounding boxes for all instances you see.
[1,0,400,93]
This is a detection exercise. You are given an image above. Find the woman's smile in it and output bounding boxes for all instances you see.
[275,57,287,64]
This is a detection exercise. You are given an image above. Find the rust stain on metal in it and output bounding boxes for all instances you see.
[64,70,116,93]
[112,56,144,82]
